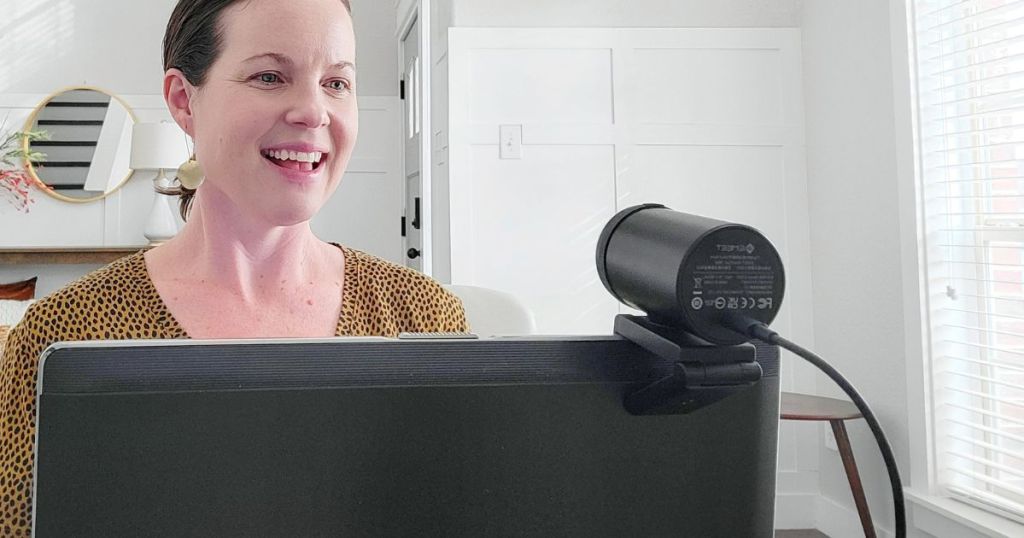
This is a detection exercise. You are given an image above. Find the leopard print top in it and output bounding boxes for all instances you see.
[0,245,466,535]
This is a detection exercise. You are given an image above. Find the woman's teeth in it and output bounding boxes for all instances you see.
[262,149,323,163]
[261,149,325,172]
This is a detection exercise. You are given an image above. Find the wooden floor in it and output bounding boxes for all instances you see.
[776,531,830,538]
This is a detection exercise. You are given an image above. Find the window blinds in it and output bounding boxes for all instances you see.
[913,0,1024,522]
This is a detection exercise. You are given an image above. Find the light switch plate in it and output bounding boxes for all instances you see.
[499,124,523,159]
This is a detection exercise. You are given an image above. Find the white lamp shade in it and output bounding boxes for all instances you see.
[130,122,189,170]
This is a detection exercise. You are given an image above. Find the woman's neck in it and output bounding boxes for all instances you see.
[153,192,336,304]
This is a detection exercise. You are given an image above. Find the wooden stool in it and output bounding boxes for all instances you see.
[780,392,875,538]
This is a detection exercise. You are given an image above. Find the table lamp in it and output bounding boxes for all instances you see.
[130,122,189,245]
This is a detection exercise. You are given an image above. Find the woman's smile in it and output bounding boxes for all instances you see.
[259,144,330,183]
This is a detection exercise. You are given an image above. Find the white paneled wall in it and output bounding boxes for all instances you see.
[447,27,818,528]
[448,28,808,336]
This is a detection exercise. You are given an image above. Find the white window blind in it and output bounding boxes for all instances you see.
[912,0,1024,522]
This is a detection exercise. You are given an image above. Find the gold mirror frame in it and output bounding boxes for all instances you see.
[21,85,139,204]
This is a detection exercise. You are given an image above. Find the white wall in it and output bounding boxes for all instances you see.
[450,0,802,27]
[0,0,397,96]
[0,1,173,95]
[351,0,399,96]
[801,1,913,537]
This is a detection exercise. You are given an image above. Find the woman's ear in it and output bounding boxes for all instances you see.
[164,68,197,136]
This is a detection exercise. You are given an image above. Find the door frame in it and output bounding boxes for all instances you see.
[397,0,433,276]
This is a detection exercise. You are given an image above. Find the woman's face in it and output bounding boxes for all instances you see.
[180,0,358,226]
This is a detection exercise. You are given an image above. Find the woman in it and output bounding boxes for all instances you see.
[0,0,466,532]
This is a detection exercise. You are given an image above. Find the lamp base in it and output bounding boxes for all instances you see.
[143,170,179,245]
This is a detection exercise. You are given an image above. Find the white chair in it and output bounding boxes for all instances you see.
[442,285,537,336]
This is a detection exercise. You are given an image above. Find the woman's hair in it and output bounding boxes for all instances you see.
[159,0,353,220]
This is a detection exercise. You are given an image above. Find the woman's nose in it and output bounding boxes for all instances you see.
[284,85,329,128]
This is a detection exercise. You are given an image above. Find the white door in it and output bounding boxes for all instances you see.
[401,17,422,271]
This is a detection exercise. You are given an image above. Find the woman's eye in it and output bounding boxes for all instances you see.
[256,73,280,85]
[326,79,350,92]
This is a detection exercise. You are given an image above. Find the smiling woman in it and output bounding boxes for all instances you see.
[0,0,467,533]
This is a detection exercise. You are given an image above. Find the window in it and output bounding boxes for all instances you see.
[912,0,1024,522]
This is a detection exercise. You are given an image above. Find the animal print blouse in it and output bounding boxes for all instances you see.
[0,245,467,535]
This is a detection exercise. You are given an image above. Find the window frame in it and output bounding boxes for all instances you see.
[896,0,1024,534]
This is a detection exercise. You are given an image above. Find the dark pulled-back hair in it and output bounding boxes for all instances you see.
[159,0,353,220]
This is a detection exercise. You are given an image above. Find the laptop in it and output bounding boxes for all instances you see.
[33,336,779,537]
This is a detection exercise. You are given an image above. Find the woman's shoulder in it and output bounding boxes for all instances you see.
[341,246,467,333]
[17,251,160,340]
[1,250,163,375]
[344,247,449,295]
[33,250,148,304]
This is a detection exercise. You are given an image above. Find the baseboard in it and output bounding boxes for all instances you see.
[775,469,820,529]
[775,493,818,529]
[815,495,893,538]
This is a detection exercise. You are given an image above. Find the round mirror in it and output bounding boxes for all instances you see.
[22,86,138,203]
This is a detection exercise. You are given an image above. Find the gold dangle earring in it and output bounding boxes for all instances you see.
[176,135,205,190]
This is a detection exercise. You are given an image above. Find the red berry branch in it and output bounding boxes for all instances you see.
[0,127,49,213]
